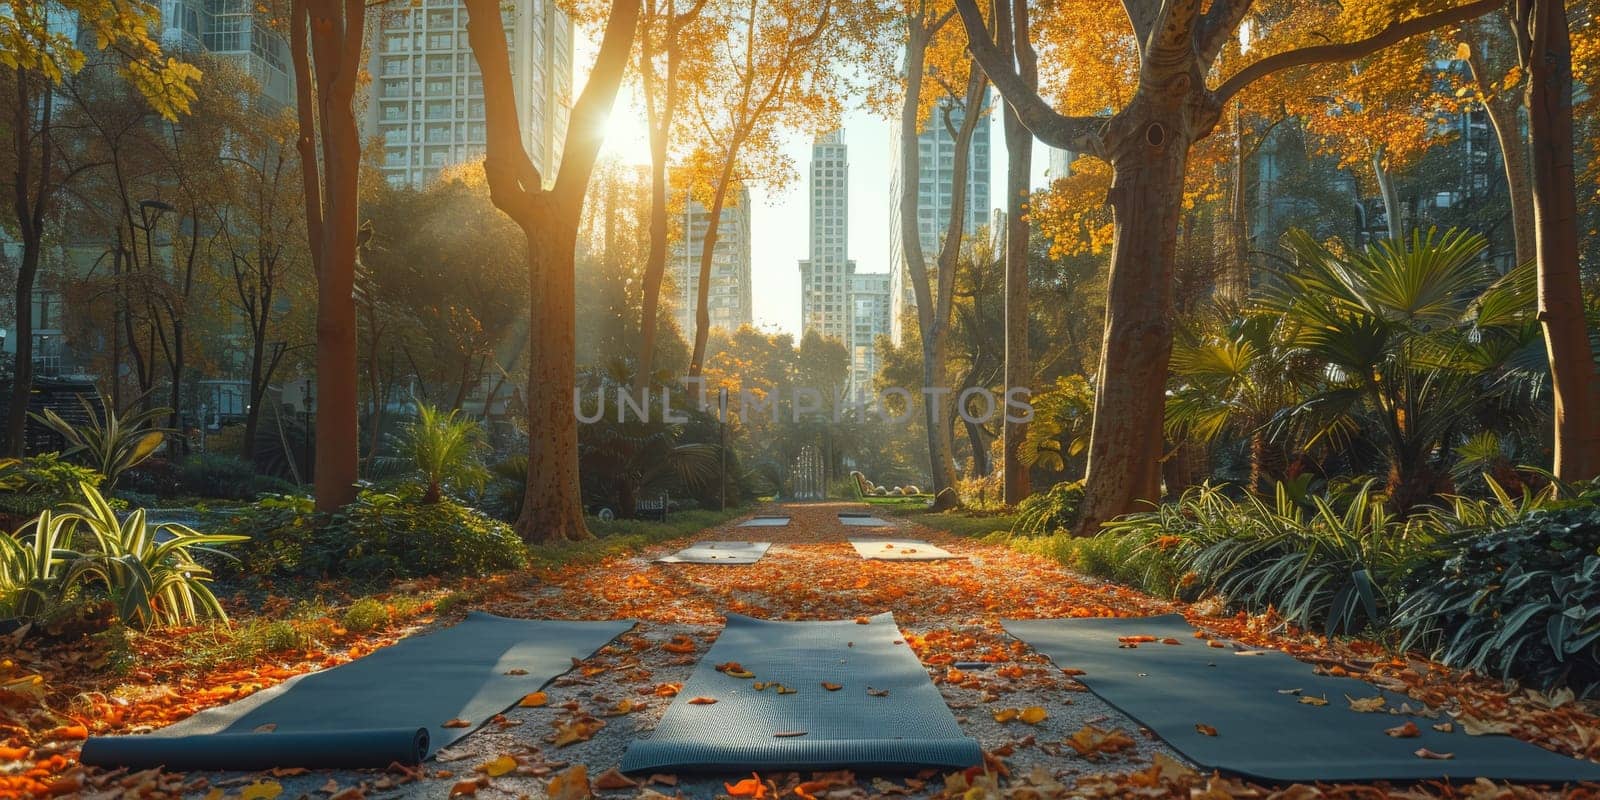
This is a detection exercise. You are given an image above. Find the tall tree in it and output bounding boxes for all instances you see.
[957,0,1503,533]
[289,0,364,510]
[1456,13,1534,265]
[634,0,709,391]
[682,0,838,377]
[3,0,198,455]
[464,0,641,542]
[1518,0,1600,479]
[896,0,989,508]
[994,0,1034,505]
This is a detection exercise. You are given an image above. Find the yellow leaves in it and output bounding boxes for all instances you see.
[547,765,592,800]
[519,692,549,707]
[603,698,639,716]
[479,755,518,777]
[1064,725,1135,759]
[239,781,283,800]
[991,706,1047,724]
[593,767,637,790]
[1298,695,1329,707]
[1457,715,1515,736]
[1345,694,1386,712]
[553,717,605,747]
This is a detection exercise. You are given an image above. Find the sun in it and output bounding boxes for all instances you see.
[598,89,655,167]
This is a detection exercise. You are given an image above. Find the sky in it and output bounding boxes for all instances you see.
[598,99,1058,338]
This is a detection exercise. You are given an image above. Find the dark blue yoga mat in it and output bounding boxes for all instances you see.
[1005,614,1600,784]
[621,613,981,773]
[82,613,635,770]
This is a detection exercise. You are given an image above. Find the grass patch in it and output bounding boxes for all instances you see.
[524,507,749,570]
[341,598,390,633]
[895,508,1019,539]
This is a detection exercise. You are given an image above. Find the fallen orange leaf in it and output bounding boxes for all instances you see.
[1386,721,1420,738]
[688,696,718,705]
[519,692,549,707]
[725,772,767,798]
[479,755,517,777]
[443,718,472,728]
[821,682,842,691]
[1195,723,1218,736]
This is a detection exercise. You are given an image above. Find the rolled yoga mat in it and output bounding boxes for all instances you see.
[82,613,636,771]
[656,541,772,564]
[620,613,981,773]
[1004,614,1600,784]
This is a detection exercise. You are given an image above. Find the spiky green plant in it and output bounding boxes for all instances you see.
[393,403,488,504]
[58,483,247,628]
[32,394,170,488]
[0,509,79,621]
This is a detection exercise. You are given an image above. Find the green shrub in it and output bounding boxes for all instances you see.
[0,483,246,629]
[1093,482,1435,635]
[0,454,105,519]
[1012,480,1084,536]
[1394,506,1600,693]
[228,491,527,582]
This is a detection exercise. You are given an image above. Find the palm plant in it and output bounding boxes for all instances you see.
[1167,307,1315,494]
[392,402,489,504]
[32,394,171,488]
[1259,228,1544,513]
[58,483,246,628]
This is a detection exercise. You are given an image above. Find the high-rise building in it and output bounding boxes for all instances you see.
[799,131,855,343]
[887,96,992,344]
[847,272,891,399]
[366,0,572,188]
[199,0,294,106]
[673,185,753,335]
[797,131,892,400]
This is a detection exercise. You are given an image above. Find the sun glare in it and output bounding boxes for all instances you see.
[599,98,655,167]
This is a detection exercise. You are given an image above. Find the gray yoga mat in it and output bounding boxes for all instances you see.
[82,613,635,771]
[850,539,960,561]
[738,516,791,527]
[656,541,772,564]
[1004,614,1600,784]
[620,613,981,773]
[839,515,891,527]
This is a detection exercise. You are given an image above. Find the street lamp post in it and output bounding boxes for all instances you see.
[301,382,314,485]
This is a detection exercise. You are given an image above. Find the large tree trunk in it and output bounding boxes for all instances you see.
[516,224,589,540]
[1523,0,1600,480]
[1074,129,1188,535]
[465,0,638,541]
[293,0,365,512]
[1217,104,1249,302]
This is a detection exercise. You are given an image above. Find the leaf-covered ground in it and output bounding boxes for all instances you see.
[4,502,1599,799]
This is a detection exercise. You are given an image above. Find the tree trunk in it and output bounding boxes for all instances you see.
[1001,91,1032,505]
[1482,96,1535,266]
[1372,145,1403,242]
[1074,131,1187,535]
[515,223,590,540]
[635,110,671,390]
[687,161,734,377]
[8,240,38,457]
[1217,104,1250,302]
[1523,0,1600,480]
[311,93,362,510]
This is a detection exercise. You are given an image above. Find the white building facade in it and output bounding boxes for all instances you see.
[366,0,572,188]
